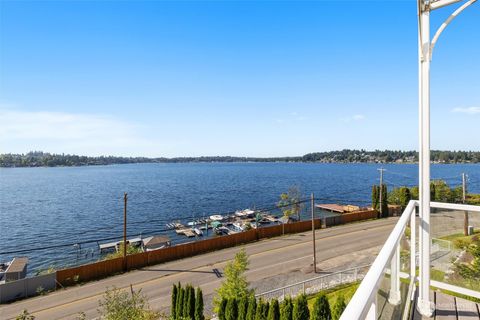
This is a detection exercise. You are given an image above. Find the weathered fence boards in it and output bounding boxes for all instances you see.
[56,210,378,287]
[0,273,56,303]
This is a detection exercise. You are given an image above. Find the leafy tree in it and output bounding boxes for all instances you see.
[331,296,346,320]
[278,186,304,221]
[195,287,204,320]
[97,286,158,320]
[280,297,293,320]
[293,294,309,320]
[246,294,257,320]
[218,298,228,320]
[311,293,331,320]
[171,283,178,319]
[238,296,249,320]
[267,299,280,320]
[214,248,252,312]
[225,298,238,320]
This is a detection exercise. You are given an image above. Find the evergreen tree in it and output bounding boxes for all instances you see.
[238,296,249,320]
[218,298,228,320]
[171,283,178,319]
[183,285,191,319]
[371,185,379,212]
[176,285,184,319]
[331,296,346,320]
[225,298,238,320]
[188,285,196,319]
[381,184,388,218]
[255,299,266,320]
[246,294,257,320]
[293,295,309,320]
[267,299,280,320]
[311,293,331,320]
[195,287,204,320]
[280,297,293,320]
[264,302,270,319]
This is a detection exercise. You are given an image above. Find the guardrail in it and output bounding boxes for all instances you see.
[256,264,371,301]
[340,201,480,320]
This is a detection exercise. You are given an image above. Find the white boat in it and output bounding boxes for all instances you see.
[235,209,255,218]
[193,228,203,236]
[209,214,224,221]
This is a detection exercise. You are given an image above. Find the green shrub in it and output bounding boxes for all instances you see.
[331,295,346,320]
[195,287,204,320]
[246,294,257,320]
[267,299,280,320]
[311,293,331,320]
[280,297,293,320]
[238,296,249,320]
[218,298,228,320]
[225,298,238,320]
[293,295,309,320]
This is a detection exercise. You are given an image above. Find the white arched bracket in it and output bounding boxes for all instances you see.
[429,0,477,60]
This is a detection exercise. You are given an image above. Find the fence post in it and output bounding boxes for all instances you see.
[388,242,401,305]
[303,282,305,294]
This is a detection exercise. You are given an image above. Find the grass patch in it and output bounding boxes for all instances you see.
[440,231,479,249]
[306,281,359,311]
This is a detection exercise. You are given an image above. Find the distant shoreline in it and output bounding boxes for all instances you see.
[1,150,480,168]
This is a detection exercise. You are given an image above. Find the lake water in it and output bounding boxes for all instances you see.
[1,162,480,274]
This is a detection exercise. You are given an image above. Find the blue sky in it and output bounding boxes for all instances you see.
[0,1,478,157]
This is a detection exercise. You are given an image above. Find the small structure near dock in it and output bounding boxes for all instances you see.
[142,235,171,251]
[99,237,142,253]
[0,257,28,283]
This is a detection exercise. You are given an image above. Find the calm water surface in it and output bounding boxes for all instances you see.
[1,162,480,273]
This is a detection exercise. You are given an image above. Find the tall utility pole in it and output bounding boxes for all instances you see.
[123,192,128,271]
[311,193,317,273]
[463,173,469,235]
[378,168,386,218]
[416,0,476,317]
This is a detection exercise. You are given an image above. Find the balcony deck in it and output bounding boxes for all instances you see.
[412,290,480,320]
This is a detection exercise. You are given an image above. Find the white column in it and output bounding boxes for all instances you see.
[417,5,434,317]
[366,296,376,320]
[389,243,401,305]
[410,207,416,283]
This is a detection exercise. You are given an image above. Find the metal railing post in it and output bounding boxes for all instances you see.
[389,241,401,305]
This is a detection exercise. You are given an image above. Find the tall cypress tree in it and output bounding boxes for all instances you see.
[225,298,238,320]
[381,184,389,218]
[184,285,191,318]
[331,296,346,320]
[293,294,309,320]
[218,298,228,320]
[372,185,379,212]
[189,285,196,319]
[171,283,178,319]
[195,287,204,320]
[311,293,331,320]
[176,285,184,320]
[255,299,266,320]
[267,299,280,320]
[238,296,249,320]
[246,294,257,320]
[280,297,293,320]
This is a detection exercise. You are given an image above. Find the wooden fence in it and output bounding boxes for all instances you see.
[56,210,377,287]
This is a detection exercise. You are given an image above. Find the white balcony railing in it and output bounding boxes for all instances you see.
[340,200,480,320]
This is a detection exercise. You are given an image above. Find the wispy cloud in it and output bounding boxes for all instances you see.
[0,109,157,156]
[452,107,480,115]
[341,114,366,123]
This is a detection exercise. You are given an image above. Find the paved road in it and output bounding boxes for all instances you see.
[0,218,398,320]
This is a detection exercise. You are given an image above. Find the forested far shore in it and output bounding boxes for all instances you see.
[1,150,480,168]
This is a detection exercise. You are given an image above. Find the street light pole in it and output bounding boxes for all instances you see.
[417,0,476,316]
